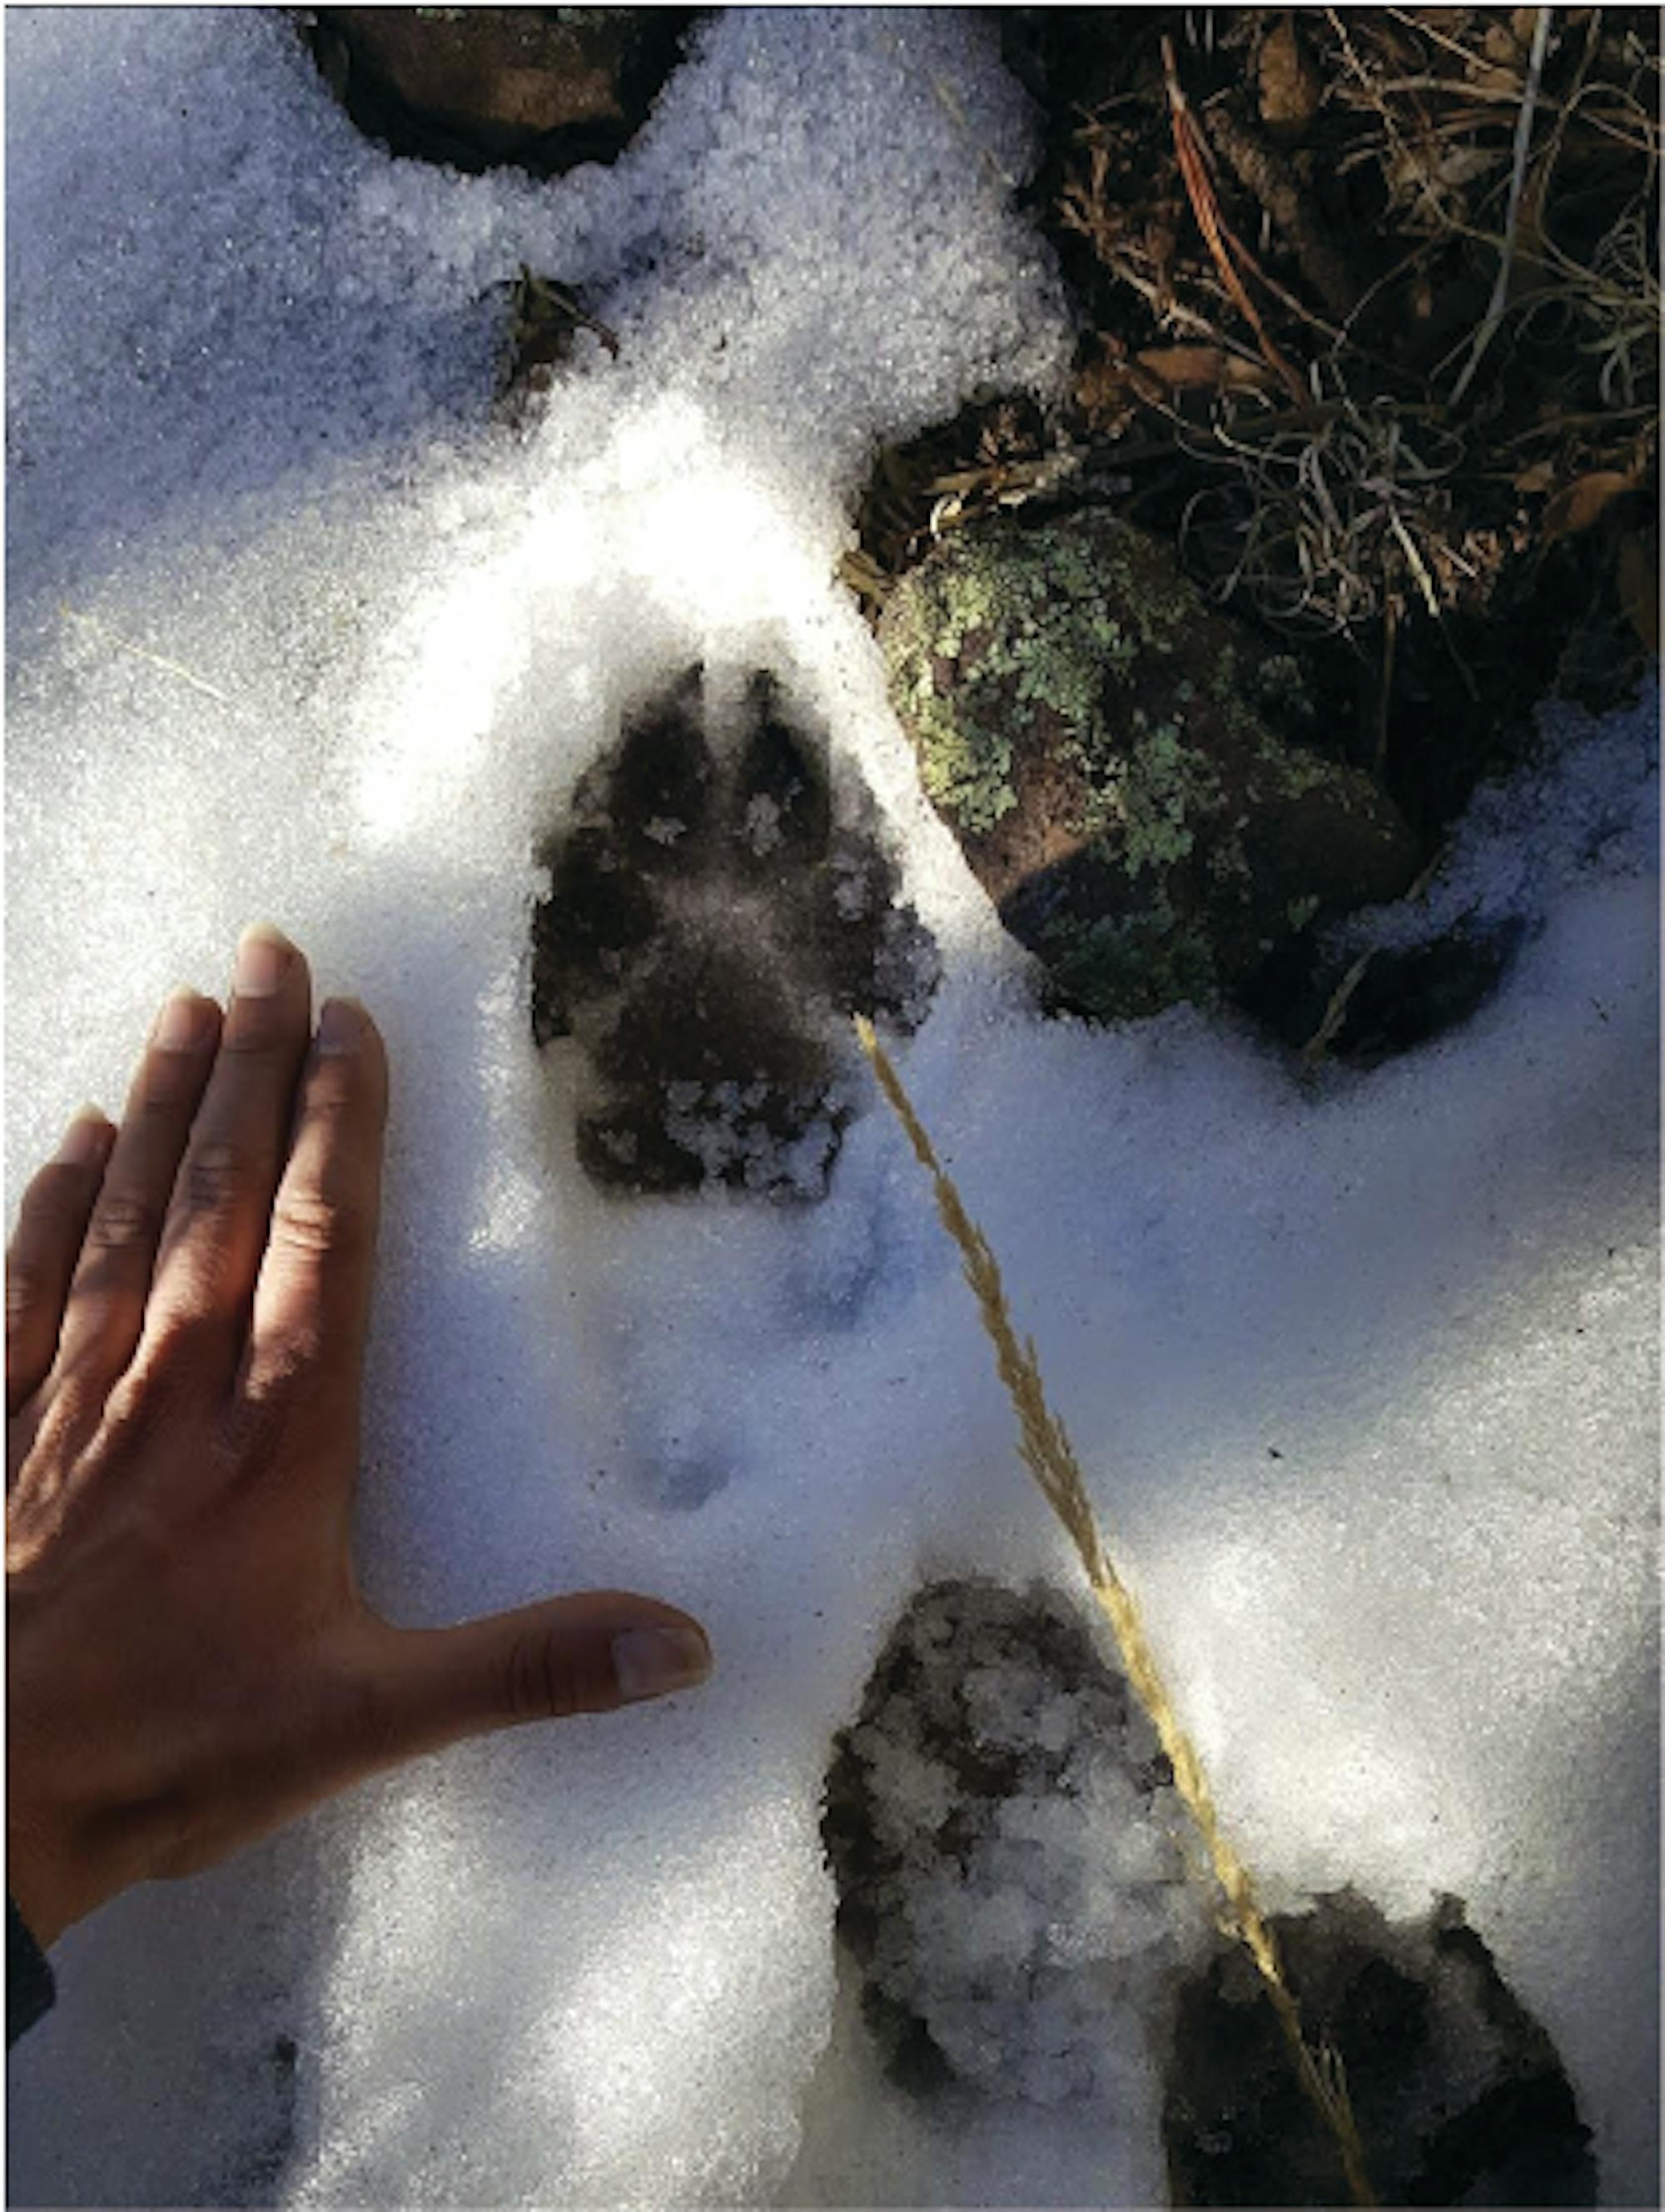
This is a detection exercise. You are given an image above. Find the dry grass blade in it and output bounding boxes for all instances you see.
[854,1016,1379,2209]
[1176,376,1468,643]
[1301,947,1380,1071]
[59,605,234,704]
[1448,6,1555,405]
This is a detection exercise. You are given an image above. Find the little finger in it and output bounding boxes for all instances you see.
[6,1111,116,1414]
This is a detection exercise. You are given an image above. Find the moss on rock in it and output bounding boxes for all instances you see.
[878,510,1422,1021]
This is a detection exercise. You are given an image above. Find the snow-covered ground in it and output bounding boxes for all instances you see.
[5,10,1658,2205]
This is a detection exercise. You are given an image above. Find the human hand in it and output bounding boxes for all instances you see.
[6,927,711,1949]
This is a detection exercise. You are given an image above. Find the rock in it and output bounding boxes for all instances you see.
[878,510,1422,1023]
[1245,915,1531,1066]
[310,7,700,175]
[1163,1888,1598,2206]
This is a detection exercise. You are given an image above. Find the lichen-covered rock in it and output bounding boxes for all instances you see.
[311,7,699,176]
[878,510,1422,1021]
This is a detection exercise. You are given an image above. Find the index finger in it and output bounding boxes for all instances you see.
[243,997,389,1407]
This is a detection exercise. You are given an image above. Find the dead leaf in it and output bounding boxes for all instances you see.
[1135,344,1276,392]
[1616,531,1660,655]
[1512,459,1557,495]
[1258,15,1321,141]
[1509,7,1539,52]
[1073,355,1136,435]
[1435,144,1504,190]
[1471,60,1530,96]
[1542,469,1638,543]
[1482,21,1523,66]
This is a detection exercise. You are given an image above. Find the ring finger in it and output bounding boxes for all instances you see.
[52,989,222,1396]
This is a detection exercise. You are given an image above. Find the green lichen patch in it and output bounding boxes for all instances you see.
[878,510,1422,1023]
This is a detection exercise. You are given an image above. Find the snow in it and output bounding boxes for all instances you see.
[5,7,1658,2207]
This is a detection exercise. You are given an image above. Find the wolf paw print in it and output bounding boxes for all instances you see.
[530,667,939,1199]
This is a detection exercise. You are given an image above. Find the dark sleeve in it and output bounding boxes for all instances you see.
[7,1893,55,2046]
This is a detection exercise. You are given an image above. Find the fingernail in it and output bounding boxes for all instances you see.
[54,1109,112,1169]
[234,924,291,998]
[152,991,206,1052]
[316,998,362,1056]
[611,1625,712,1704]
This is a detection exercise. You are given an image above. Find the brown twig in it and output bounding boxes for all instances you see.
[1325,8,1443,230]
[1161,35,1315,415]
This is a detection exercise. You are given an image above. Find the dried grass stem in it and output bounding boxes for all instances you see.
[1448,5,1555,406]
[855,1017,1379,2209]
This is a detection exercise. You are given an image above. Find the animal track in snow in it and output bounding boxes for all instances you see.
[531,666,938,1198]
[823,1578,1208,2109]
[822,1583,1597,2204]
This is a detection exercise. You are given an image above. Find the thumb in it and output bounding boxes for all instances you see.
[358,1590,713,1763]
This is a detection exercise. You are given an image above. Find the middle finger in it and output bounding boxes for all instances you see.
[139,925,314,1366]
